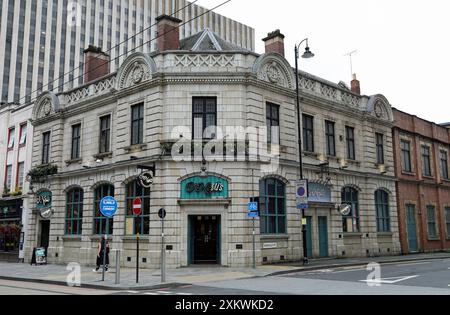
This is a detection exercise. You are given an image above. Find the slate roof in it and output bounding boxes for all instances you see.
[180,28,249,52]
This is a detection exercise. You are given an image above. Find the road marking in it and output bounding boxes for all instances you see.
[144,292,158,295]
[176,293,193,295]
[332,268,367,274]
[394,262,430,267]
[156,291,172,294]
[359,275,419,284]
[126,291,139,294]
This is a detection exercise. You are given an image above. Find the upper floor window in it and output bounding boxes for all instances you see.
[17,162,24,190]
[376,133,385,164]
[93,184,114,235]
[7,128,15,149]
[260,178,286,234]
[346,126,355,160]
[65,188,84,235]
[342,187,359,233]
[375,190,390,232]
[421,145,432,177]
[266,103,280,145]
[99,115,111,154]
[125,180,151,235]
[19,124,27,146]
[303,114,314,152]
[440,150,449,180]
[426,205,438,238]
[71,124,81,160]
[42,131,51,164]
[5,165,12,192]
[131,103,144,145]
[401,140,412,173]
[193,97,217,140]
[325,121,336,156]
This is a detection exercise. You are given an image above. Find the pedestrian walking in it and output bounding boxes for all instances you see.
[94,235,110,272]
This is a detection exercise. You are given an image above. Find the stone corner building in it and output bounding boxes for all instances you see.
[27,18,400,268]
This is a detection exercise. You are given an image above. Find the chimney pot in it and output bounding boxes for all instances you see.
[351,74,361,95]
[84,45,110,84]
[156,14,182,52]
[262,29,285,57]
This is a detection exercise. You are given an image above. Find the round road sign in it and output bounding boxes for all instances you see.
[158,208,166,219]
[133,198,142,216]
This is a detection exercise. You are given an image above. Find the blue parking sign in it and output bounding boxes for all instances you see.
[100,196,118,218]
[248,202,258,212]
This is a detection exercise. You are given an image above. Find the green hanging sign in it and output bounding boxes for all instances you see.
[36,191,52,210]
[181,176,229,200]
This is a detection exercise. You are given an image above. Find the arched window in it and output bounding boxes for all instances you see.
[93,184,115,235]
[125,180,151,235]
[342,187,359,233]
[260,178,286,234]
[65,187,84,235]
[375,190,390,232]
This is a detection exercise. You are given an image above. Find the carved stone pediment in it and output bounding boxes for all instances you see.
[252,53,295,89]
[32,92,60,120]
[116,52,157,90]
[367,94,394,122]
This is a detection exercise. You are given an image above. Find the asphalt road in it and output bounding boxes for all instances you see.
[2,259,450,295]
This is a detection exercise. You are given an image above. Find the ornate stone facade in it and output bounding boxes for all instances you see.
[26,31,400,269]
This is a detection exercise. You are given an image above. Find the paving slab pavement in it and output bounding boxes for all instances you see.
[0,252,449,291]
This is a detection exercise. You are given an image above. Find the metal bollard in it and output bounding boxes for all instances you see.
[115,250,121,285]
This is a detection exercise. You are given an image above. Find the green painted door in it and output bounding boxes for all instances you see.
[306,217,313,258]
[318,216,329,258]
[406,205,419,252]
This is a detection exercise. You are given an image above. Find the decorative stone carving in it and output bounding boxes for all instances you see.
[367,94,394,122]
[131,62,145,84]
[32,92,60,121]
[374,101,384,118]
[252,53,294,89]
[116,52,156,90]
[175,54,235,67]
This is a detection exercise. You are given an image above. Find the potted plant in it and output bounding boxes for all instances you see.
[27,164,58,184]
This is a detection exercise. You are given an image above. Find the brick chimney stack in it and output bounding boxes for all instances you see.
[263,30,285,57]
[351,74,361,95]
[84,45,110,84]
[156,14,182,52]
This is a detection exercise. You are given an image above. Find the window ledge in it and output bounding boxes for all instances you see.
[423,175,434,180]
[343,232,363,238]
[303,151,316,157]
[124,144,147,153]
[62,235,82,241]
[427,237,440,241]
[260,234,289,240]
[401,171,416,176]
[89,235,114,241]
[121,236,150,241]
[377,232,393,237]
[94,152,113,159]
[65,158,82,166]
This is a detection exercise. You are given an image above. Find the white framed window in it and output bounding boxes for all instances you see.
[19,124,27,145]
[7,128,15,149]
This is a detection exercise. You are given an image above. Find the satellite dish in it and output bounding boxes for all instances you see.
[338,204,352,216]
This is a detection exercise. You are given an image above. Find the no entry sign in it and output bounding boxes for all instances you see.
[133,198,142,216]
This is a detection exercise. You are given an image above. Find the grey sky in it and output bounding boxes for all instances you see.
[197,0,450,124]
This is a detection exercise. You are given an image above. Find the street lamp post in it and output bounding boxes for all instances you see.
[295,39,315,265]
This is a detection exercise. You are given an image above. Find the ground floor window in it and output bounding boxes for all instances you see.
[445,207,450,238]
[342,187,360,233]
[125,180,151,235]
[93,184,114,235]
[426,205,438,238]
[375,190,390,232]
[65,188,84,235]
[259,178,286,234]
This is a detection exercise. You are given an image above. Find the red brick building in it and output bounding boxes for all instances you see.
[393,109,450,253]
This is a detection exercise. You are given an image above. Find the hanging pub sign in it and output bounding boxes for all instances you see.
[138,171,154,188]
[36,190,54,219]
[308,183,332,203]
[181,176,229,200]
